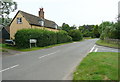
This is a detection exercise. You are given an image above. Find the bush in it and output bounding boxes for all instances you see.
[57,31,72,44]
[68,30,83,41]
[15,29,72,48]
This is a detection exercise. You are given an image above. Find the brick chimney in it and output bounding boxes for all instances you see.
[39,8,44,19]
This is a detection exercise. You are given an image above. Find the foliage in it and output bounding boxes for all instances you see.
[98,21,113,34]
[68,30,83,41]
[0,18,12,26]
[0,0,17,26]
[92,25,100,38]
[96,40,120,49]
[61,23,70,32]
[15,29,72,48]
[99,21,120,40]
[61,23,77,32]
[79,25,96,37]
[57,30,72,43]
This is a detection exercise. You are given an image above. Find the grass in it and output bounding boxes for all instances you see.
[0,41,75,52]
[73,52,119,80]
[84,37,95,40]
[0,44,2,47]
[96,40,119,49]
[0,44,8,52]
[0,38,91,52]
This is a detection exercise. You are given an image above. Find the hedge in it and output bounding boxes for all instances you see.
[15,29,72,48]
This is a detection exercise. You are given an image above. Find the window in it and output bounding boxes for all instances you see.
[17,18,22,24]
[39,20,44,26]
[54,24,58,29]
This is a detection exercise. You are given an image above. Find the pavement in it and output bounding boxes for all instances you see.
[1,39,119,80]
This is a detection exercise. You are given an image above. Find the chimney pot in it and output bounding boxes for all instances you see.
[39,8,44,19]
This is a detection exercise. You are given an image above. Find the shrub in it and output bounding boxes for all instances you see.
[57,31,72,44]
[68,30,83,41]
[15,29,72,48]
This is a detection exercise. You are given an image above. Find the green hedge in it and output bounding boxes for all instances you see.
[68,30,83,41]
[15,29,72,48]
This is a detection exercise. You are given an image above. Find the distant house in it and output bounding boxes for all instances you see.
[0,25,10,43]
[9,8,59,39]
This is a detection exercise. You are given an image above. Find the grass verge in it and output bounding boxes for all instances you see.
[96,40,119,49]
[0,38,89,52]
[83,37,95,40]
[1,41,76,52]
[73,52,119,80]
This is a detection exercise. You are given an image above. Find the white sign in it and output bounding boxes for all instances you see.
[30,39,37,43]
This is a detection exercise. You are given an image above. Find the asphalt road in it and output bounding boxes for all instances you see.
[1,39,118,80]
[90,44,119,52]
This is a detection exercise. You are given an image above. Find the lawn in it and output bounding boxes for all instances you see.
[73,52,119,80]
[96,40,119,49]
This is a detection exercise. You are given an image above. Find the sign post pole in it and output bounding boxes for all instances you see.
[29,39,37,48]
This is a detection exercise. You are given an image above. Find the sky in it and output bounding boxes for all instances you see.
[9,0,120,26]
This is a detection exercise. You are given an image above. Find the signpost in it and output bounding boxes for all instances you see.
[29,39,37,48]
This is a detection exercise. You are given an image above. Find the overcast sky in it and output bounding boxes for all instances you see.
[9,0,119,26]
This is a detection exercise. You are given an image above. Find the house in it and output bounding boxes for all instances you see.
[9,8,59,39]
[0,25,10,43]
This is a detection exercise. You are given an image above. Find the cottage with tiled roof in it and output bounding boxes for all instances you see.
[10,8,59,39]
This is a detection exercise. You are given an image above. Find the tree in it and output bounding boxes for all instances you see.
[0,0,17,26]
[79,25,94,37]
[68,30,83,41]
[61,23,70,32]
[98,21,113,34]
[92,25,100,38]
[99,21,120,40]
[70,25,77,30]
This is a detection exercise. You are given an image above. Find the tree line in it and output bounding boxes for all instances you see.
[60,21,119,42]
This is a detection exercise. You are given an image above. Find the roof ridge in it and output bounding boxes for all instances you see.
[15,10,58,29]
[19,10,55,23]
[19,10,40,19]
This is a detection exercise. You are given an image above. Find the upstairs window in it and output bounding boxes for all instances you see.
[17,18,22,24]
[39,20,44,26]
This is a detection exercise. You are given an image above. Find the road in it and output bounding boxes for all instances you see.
[89,44,119,52]
[1,39,118,80]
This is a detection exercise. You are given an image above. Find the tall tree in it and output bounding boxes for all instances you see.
[92,25,100,38]
[0,0,17,26]
[61,23,70,32]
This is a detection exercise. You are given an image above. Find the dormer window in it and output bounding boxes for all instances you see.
[54,24,58,29]
[17,18,22,24]
[39,20,44,26]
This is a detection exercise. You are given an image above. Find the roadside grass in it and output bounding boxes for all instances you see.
[0,39,86,52]
[0,44,2,47]
[0,49,8,52]
[0,38,91,52]
[0,44,8,52]
[73,52,119,80]
[96,40,119,49]
[1,41,75,52]
[84,37,95,40]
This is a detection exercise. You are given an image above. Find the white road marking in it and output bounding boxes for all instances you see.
[94,48,98,52]
[39,50,60,59]
[73,42,77,43]
[90,45,96,52]
[0,64,19,72]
